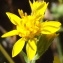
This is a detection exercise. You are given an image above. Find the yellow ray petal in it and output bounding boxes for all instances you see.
[38,3,48,15]
[6,12,21,25]
[41,21,61,34]
[46,33,58,41]
[18,9,24,18]
[12,38,25,57]
[29,0,48,16]
[1,30,18,37]
[26,39,37,60]
[29,0,33,10]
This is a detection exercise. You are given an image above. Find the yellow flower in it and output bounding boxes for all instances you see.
[29,0,48,18]
[1,0,61,60]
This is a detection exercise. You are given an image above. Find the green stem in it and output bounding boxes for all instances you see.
[31,60,36,63]
[27,60,36,63]
[0,44,15,63]
[20,51,36,63]
[57,37,63,63]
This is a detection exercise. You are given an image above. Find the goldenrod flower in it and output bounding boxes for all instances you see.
[1,0,61,60]
[29,0,48,18]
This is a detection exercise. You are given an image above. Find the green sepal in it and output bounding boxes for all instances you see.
[34,34,55,60]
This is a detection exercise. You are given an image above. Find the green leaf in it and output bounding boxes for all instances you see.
[21,51,28,63]
[36,34,57,60]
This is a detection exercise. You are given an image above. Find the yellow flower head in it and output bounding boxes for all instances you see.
[29,0,48,17]
[1,0,61,60]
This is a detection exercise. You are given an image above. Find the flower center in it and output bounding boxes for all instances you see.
[17,15,41,39]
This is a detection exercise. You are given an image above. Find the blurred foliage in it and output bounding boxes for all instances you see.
[53,55,61,63]
[51,1,63,63]
[51,4,63,19]
[0,52,8,63]
[0,44,15,63]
